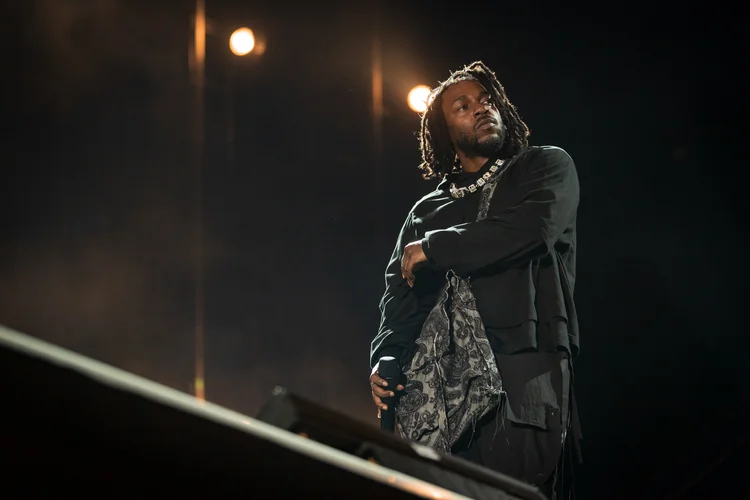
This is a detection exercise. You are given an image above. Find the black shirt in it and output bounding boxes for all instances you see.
[371,145,580,368]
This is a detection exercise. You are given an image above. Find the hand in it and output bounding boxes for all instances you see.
[401,240,427,287]
[369,361,405,419]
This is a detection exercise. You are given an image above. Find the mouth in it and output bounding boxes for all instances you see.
[475,118,496,130]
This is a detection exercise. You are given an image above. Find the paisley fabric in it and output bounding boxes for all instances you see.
[394,270,504,452]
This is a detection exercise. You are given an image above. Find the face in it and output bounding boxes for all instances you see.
[440,79,506,159]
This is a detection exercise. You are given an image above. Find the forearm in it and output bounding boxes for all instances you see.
[371,214,422,368]
[370,271,423,367]
[422,218,549,275]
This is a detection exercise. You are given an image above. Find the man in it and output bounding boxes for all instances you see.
[369,61,581,499]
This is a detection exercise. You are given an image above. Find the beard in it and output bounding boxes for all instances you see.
[455,122,507,159]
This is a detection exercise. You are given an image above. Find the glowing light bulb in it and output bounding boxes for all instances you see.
[229,27,255,56]
[407,85,431,113]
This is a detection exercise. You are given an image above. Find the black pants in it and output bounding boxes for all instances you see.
[451,352,571,499]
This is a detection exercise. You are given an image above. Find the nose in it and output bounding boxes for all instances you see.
[473,102,490,117]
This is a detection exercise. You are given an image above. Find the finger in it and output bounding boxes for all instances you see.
[403,266,413,285]
[401,250,413,279]
[370,376,391,396]
[372,375,403,394]
[372,385,394,398]
[371,392,389,411]
[405,266,415,286]
[403,255,416,280]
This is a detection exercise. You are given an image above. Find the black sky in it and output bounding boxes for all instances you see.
[1,1,747,498]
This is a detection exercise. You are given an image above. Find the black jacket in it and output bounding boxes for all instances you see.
[371,145,580,368]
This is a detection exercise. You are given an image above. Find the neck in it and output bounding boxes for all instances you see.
[456,151,489,173]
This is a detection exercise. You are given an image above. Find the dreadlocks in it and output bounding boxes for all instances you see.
[417,61,530,180]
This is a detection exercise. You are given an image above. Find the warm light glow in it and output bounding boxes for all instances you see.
[195,377,205,401]
[229,27,255,56]
[407,85,431,113]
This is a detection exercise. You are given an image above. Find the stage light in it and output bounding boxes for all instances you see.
[407,85,431,113]
[229,27,255,56]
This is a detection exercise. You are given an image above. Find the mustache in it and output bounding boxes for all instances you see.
[475,117,497,130]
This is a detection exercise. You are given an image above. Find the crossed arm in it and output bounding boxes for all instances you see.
[402,146,579,282]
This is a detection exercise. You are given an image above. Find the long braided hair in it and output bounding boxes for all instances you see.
[417,61,530,180]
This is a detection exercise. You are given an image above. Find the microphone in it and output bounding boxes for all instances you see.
[378,356,400,432]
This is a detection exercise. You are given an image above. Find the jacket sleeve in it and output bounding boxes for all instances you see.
[370,211,423,368]
[421,146,579,276]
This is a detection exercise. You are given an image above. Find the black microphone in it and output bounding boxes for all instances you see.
[378,356,400,432]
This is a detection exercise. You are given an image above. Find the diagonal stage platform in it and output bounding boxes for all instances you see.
[0,325,546,499]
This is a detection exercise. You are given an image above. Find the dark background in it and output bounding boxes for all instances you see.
[1,1,747,498]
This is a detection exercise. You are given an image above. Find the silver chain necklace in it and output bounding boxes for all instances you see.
[448,157,507,199]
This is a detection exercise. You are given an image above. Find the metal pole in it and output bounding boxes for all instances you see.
[371,11,384,246]
[189,0,206,402]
